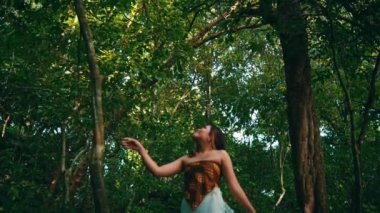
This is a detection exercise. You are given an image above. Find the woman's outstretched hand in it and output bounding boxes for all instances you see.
[121,137,145,154]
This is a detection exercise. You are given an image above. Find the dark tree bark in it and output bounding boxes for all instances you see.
[74,0,110,212]
[275,0,329,212]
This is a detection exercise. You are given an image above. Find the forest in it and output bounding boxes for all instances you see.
[0,0,379,212]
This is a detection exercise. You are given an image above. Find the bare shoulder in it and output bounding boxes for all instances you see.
[217,149,230,158]
[218,150,234,170]
[180,154,189,161]
[179,154,189,162]
[214,150,231,164]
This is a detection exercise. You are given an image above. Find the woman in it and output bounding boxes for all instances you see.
[121,123,256,213]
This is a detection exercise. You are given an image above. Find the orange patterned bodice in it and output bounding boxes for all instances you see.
[183,161,222,209]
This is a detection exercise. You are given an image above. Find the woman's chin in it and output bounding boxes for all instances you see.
[192,134,199,141]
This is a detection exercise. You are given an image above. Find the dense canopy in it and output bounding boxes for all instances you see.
[1,0,379,212]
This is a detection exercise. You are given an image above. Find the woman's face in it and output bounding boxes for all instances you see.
[193,125,211,142]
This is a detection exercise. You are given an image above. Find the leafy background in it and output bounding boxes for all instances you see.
[0,0,379,212]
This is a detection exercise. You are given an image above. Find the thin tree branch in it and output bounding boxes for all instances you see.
[319,111,345,139]
[141,1,246,89]
[327,5,355,143]
[275,133,289,207]
[142,0,150,19]
[2,115,10,138]
[171,89,192,118]
[326,3,368,212]
[193,22,265,48]
[189,1,241,47]
[310,0,380,50]
[357,52,380,146]
[188,0,219,13]
[124,3,144,31]
[61,122,70,204]
[186,10,200,36]
[159,1,242,70]
[66,143,90,196]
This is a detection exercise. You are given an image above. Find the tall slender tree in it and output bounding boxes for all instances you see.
[74,0,110,212]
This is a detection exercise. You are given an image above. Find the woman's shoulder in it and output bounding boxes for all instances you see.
[181,150,227,165]
[216,149,228,154]
[215,150,233,165]
[215,149,229,157]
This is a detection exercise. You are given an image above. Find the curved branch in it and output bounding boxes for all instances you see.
[193,22,265,48]
[189,1,241,47]
[160,1,242,70]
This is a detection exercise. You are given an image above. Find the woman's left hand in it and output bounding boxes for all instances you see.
[121,137,145,154]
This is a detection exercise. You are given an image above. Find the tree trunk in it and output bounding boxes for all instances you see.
[74,0,110,212]
[351,53,380,213]
[276,0,329,212]
[327,11,361,212]
[327,5,380,210]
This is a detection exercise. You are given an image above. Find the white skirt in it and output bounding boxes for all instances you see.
[180,187,234,213]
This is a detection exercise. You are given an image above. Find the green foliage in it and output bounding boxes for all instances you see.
[0,0,379,212]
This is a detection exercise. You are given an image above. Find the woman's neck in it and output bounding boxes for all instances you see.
[197,143,213,153]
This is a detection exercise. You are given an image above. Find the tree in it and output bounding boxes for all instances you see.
[275,0,329,212]
[75,0,109,212]
[1,0,379,212]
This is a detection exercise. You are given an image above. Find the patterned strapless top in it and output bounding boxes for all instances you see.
[183,161,222,209]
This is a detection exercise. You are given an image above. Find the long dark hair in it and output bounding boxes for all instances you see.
[190,123,226,157]
[209,123,226,150]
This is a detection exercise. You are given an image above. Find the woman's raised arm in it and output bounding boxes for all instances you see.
[122,137,184,177]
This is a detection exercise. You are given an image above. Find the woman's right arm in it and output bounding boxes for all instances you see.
[122,137,185,177]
